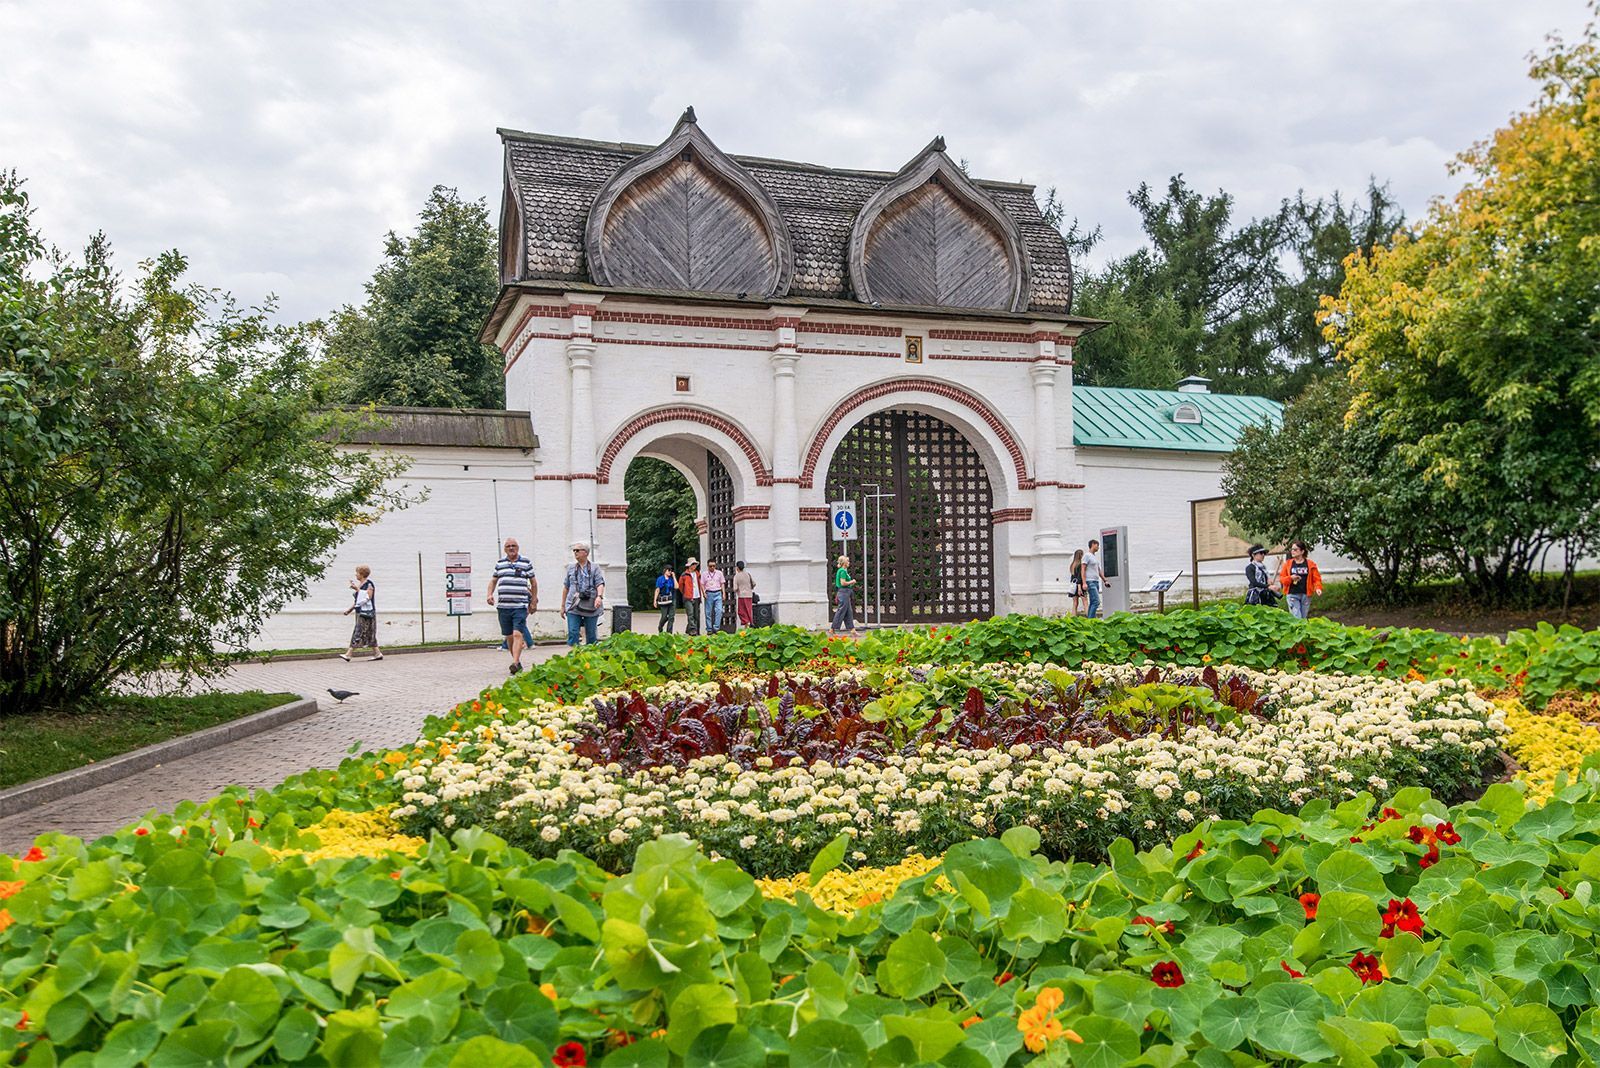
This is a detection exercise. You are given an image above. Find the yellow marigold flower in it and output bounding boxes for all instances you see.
[756,854,946,914]
[384,751,408,766]
[267,808,423,863]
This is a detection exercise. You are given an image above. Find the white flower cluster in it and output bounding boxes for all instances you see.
[390,662,1504,869]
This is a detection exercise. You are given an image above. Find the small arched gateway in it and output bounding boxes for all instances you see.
[463,109,1293,633]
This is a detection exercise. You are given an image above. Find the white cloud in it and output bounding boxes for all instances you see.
[0,0,1588,320]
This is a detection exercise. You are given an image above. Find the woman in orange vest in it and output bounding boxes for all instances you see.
[1277,540,1323,619]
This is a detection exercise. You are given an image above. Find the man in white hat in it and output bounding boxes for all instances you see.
[678,558,703,635]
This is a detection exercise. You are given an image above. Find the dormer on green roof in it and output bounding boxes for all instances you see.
[1072,386,1281,453]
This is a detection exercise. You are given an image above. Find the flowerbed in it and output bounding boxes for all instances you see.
[392,661,1502,876]
[6,606,1600,1066]
[8,775,1600,1065]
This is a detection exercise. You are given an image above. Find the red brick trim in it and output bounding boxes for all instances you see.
[770,477,804,484]
[731,504,771,523]
[1020,479,1086,490]
[991,507,1033,523]
[798,347,903,358]
[800,322,903,337]
[534,474,573,481]
[596,337,774,353]
[694,518,709,535]
[929,353,1034,363]
[593,310,770,331]
[799,507,832,522]
[597,407,772,486]
[800,379,1029,490]
[596,504,629,519]
[929,328,1075,344]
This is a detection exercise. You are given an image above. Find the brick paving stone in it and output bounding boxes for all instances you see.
[0,645,566,854]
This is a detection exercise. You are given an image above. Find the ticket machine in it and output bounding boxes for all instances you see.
[1099,525,1130,614]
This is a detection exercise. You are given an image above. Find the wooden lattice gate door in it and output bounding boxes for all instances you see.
[823,410,994,623]
[706,451,736,569]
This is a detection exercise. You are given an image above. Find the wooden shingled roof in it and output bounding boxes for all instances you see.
[497,118,1077,319]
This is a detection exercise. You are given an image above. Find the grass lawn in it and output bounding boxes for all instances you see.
[0,691,299,790]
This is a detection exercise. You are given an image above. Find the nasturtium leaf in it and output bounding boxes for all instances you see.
[141,851,216,920]
[701,863,757,917]
[146,1020,239,1067]
[1308,890,1382,955]
[1109,838,1160,900]
[1000,825,1041,858]
[1572,1008,1600,1065]
[943,840,1022,905]
[685,1024,765,1068]
[808,833,851,886]
[482,983,557,1046]
[1092,972,1155,1029]
[1426,1004,1496,1054]
[1224,855,1277,897]
[258,902,309,930]
[787,1019,868,1068]
[961,1015,1023,1068]
[157,974,210,1033]
[1350,982,1428,1044]
[1250,983,1333,1061]
[1315,849,1387,897]
[1316,1014,1393,1068]
[666,983,738,1056]
[756,912,792,962]
[1543,962,1589,1008]
[99,1018,162,1065]
[1070,1013,1142,1068]
[882,1015,966,1062]
[951,870,991,917]
[1452,931,1497,976]
[44,994,92,1046]
[270,1006,319,1062]
[197,966,281,1044]
[453,929,502,989]
[552,890,602,943]
[879,929,946,999]
[1494,1003,1565,1068]
[940,935,987,985]
[381,1014,439,1066]
[1000,886,1067,944]
[384,969,468,1041]
[1186,852,1233,902]
[446,1035,541,1067]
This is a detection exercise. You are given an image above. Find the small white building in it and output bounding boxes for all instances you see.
[262,113,1316,648]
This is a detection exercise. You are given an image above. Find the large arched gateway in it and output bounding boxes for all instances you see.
[824,410,994,622]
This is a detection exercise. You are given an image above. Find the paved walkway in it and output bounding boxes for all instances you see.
[0,646,565,853]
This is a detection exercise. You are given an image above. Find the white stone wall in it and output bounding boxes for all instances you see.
[1072,447,1360,607]
[252,445,542,651]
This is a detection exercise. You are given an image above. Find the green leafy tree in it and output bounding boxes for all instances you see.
[623,459,699,609]
[1323,17,1600,603]
[1070,177,1403,398]
[0,174,403,715]
[323,186,504,409]
[1222,376,1437,602]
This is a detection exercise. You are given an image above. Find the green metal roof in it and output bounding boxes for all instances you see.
[1072,386,1281,453]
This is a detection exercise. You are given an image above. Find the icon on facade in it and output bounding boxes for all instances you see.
[674,375,692,392]
[905,336,923,363]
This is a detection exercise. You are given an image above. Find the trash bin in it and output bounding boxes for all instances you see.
[752,601,778,629]
[611,605,633,634]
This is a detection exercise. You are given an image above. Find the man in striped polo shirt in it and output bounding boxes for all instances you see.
[487,537,537,675]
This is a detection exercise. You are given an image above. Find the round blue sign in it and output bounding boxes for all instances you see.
[833,510,854,532]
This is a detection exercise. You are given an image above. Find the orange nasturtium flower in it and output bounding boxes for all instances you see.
[0,881,24,899]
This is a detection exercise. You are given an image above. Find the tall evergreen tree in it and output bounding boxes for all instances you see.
[323,186,504,409]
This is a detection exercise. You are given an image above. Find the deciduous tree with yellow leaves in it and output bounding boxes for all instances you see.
[1319,11,1600,604]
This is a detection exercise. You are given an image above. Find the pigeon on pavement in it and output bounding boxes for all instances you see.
[327,689,359,703]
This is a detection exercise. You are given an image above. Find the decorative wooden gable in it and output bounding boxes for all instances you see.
[584,110,794,298]
[848,138,1030,313]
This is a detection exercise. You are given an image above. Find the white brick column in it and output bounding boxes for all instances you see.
[767,309,820,620]
[566,295,604,554]
[1031,334,1071,615]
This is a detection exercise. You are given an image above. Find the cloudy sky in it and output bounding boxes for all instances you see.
[2,1,1589,323]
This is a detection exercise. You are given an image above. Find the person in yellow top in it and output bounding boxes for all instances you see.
[1277,540,1324,619]
[831,554,859,633]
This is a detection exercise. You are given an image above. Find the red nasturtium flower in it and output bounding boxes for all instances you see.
[15,1012,28,1032]
[134,827,149,836]
[1380,898,1424,938]
[1299,892,1320,920]
[1280,961,1305,978]
[1151,961,1185,988]
[21,847,45,863]
[1184,840,1205,861]
[552,1041,588,1067]
[1349,952,1384,985]
[1435,821,1462,845]
[995,971,1016,985]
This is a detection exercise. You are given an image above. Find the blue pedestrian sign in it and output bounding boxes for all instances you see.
[830,501,858,541]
